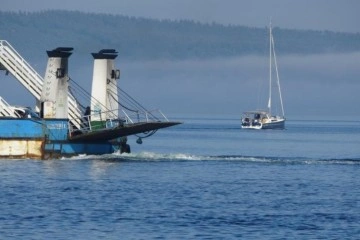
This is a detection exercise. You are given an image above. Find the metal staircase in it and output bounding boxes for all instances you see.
[0,96,18,117]
[0,40,82,124]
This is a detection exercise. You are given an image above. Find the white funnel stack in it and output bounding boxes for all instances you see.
[90,49,120,124]
[41,47,73,119]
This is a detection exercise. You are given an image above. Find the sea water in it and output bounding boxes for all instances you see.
[1,117,359,239]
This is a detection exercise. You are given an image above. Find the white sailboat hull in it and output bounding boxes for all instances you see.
[241,111,285,130]
[241,118,285,130]
[261,118,285,129]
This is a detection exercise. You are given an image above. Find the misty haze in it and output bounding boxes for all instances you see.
[2,52,360,119]
[109,52,360,118]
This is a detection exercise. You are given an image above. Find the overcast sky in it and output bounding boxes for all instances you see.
[1,0,360,33]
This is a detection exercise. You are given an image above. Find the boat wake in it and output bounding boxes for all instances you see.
[61,151,360,165]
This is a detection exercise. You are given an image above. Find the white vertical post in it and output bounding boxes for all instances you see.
[90,50,119,122]
[41,48,73,119]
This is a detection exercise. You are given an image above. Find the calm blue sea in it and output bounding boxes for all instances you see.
[1,117,360,239]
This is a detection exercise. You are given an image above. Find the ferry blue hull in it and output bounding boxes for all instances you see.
[0,118,119,159]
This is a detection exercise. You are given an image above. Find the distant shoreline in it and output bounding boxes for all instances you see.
[1,10,360,60]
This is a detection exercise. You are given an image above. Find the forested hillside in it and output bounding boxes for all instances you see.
[1,10,360,60]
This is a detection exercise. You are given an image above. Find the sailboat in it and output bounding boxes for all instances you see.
[241,22,285,130]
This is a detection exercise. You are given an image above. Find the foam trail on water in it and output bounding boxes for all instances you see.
[60,151,360,164]
[113,151,206,161]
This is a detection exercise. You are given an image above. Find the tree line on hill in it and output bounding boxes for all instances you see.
[1,10,360,60]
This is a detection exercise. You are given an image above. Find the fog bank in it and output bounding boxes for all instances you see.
[1,52,359,119]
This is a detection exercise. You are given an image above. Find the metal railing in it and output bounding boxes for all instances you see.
[68,108,170,136]
[121,109,169,124]
[0,96,18,117]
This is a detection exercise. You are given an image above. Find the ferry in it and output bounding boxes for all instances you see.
[0,40,181,159]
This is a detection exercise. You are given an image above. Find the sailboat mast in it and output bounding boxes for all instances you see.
[268,22,272,114]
